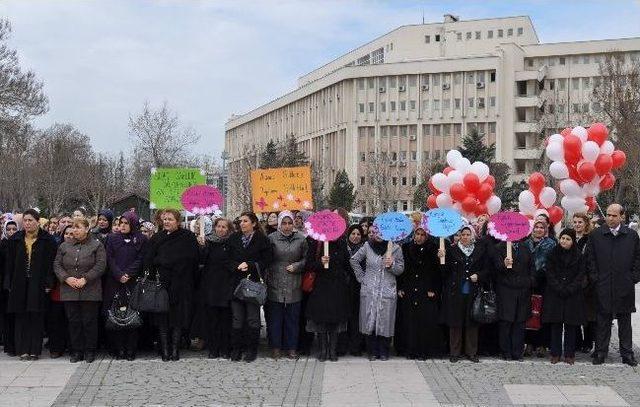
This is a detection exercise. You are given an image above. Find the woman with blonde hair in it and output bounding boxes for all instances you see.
[572,212,595,354]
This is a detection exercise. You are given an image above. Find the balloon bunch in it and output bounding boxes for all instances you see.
[545,123,626,214]
[427,150,502,219]
[518,172,564,225]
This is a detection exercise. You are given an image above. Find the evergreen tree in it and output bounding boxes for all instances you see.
[281,134,308,167]
[413,180,429,211]
[458,128,496,164]
[259,139,280,169]
[328,170,356,211]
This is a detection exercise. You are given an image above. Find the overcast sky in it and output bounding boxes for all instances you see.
[1,0,639,160]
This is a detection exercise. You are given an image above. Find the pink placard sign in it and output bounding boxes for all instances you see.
[305,210,347,242]
[488,211,531,242]
[180,185,224,215]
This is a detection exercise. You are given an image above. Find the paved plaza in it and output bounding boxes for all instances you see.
[2,288,640,406]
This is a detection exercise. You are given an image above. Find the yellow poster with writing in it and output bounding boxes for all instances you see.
[250,166,313,213]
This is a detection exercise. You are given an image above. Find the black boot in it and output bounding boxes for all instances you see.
[366,335,378,361]
[230,328,243,362]
[170,328,181,361]
[159,328,170,362]
[243,328,259,362]
[317,334,327,362]
[328,332,338,361]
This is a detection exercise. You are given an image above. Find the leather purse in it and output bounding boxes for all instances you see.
[106,289,143,331]
[130,270,169,313]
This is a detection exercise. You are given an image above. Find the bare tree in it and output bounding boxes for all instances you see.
[358,142,401,213]
[128,101,200,168]
[0,120,37,210]
[227,145,258,217]
[79,153,121,214]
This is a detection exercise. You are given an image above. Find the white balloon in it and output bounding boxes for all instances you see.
[455,157,471,173]
[431,173,450,194]
[539,187,557,208]
[600,140,614,155]
[549,161,569,179]
[548,134,564,145]
[582,180,600,197]
[446,150,463,168]
[470,161,490,182]
[519,190,535,206]
[581,141,600,163]
[559,179,584,197]
[561,196,588,214]
[447,169,464,185]
[486,195,502,215]
[435,193,453,208]
[571,126,588,142]
[545,142,564,162]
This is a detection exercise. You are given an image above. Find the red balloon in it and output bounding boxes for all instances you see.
[588,123,609,146]
[528,172,545,195]
[463,173,481,192]
[611,150,626,170]
[427,194,438,209]
[547,206,564,225]
[567,164,580,182]
[475,203,488,216]
[599,172,616,191]
[476,183,493,202]
[443,166,453,175]
[577,162,596,183]
[449,183,469,201]
[485,175,496,189]
[563,134,582,156]
[560,127,572,137]
[428,180,440,194]
[594,154,613,176]
[585,196,596,213]
[461,196,477,213]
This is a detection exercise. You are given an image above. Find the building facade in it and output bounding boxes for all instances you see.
[224,14,640,216]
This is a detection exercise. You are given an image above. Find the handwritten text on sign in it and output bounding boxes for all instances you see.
[150,168,206,209]
[250,166,313,213]
[305,210,347,242]
[488,211,532,242]
[373,212,413,242]
[181,185,224,215]
[424,208,464,238]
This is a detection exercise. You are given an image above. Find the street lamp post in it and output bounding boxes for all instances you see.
[221,150,230,216]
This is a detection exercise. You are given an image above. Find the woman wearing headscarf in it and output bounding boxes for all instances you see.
[350,226,404,361]
[438,226,487,362]
[144,209,199,361]
[1,219,20,356]
[524,219,556,357]
[190,216,214,349]
[266,211,308,359]
[104,211,148,360]
[542,228,585,364]
[196,218,234,358]
[295,209,316,356]
[227,211,272,362]
[140,221,157,241]
[338,224,365,356]
[46,225,73,358]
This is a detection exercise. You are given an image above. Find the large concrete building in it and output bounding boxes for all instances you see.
[224,14,640,215]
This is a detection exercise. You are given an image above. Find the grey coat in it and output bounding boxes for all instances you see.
[54,237,107,302]
[267,231,308,303]
[350,242,404,337]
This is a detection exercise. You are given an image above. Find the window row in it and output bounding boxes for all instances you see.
[453,26,523,42]
[357,96,496,113]
[359,175,418,187]
[357,71,497,90]
[525,52,640,68]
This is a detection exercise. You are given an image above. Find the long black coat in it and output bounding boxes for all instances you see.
[306,239,350,325]
[3,229,57,313]
[396,239,443,356]
[226,231,272,287]
[144,228,199,329]
[541,245,585,325]
[493,241,535,323]
[198,239,234,308]
[440,242,488,327]
[586,225,640,314]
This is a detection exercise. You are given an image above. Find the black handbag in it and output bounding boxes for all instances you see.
[130,270,169,313]
[234,274,267,306]
[106,289,143,331]
[471,283,498,324]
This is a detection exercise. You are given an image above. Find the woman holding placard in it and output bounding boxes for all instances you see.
[227,211,272,362]
[438,226,487,363]
[350,225,405,361]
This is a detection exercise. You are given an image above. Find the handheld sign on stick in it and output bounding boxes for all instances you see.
[424,208,464,265]
[181,185,224,240]
[305,210,347,269]
[373,212,413,260]
[487,212,531,269]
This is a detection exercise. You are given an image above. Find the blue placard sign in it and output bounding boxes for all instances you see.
[424,208,464,238]
[373,212,413,242]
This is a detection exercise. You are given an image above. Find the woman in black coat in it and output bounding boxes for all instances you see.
[542,228,585,364]
[572,212,595,353]
[226,211,272,363]
[3,209,57,360]
[196,217,234,359]
[306,238,351,361]
[493,238,535,361]
[398,226,443,360]
[144,209,199,361]
[438,226,486,363]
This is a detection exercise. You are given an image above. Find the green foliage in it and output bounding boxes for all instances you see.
[328,170,356,211]
[259,140,280,169]
[459,128,496,164]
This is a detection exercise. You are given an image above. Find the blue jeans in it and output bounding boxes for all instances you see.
[266,300,301,350]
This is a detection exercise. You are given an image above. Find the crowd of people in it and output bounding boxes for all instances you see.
[0,204,639,367]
